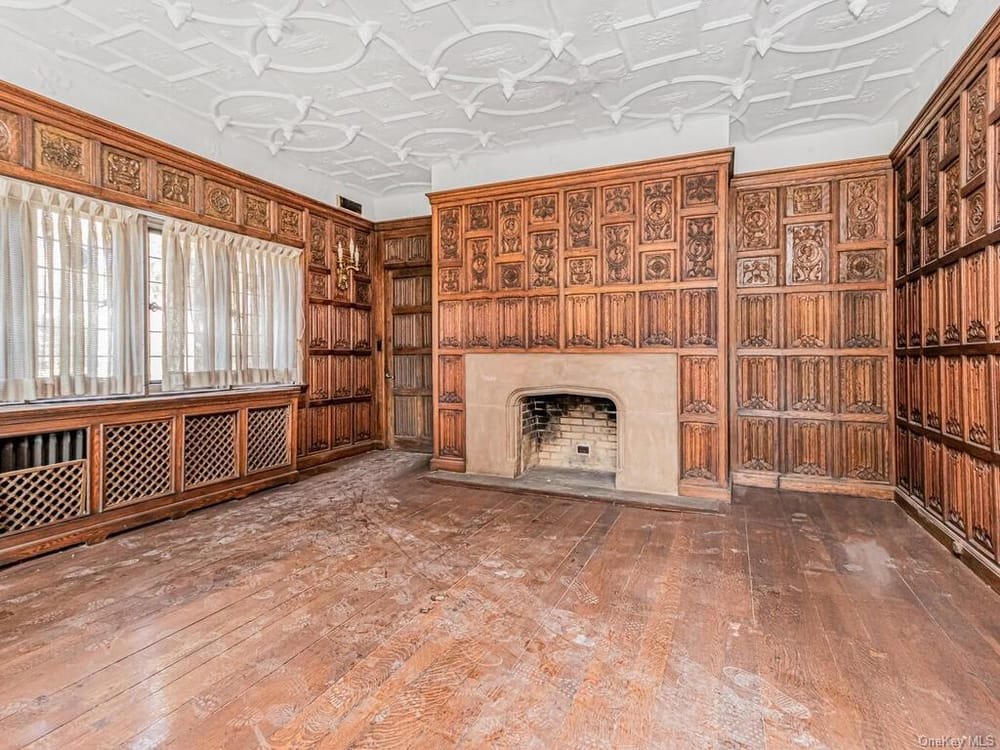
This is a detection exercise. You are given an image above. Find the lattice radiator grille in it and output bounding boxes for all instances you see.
[0,460,88,537]
[247,406,291,474]
[102,420,174,509]
[183,412,238,489]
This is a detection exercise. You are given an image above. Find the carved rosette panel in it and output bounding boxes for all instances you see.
[101,146,146,197]
[601,292,635,348]
[682,217,716,280]
[0,108,22,163]
[243,193,270,231]
[736,189,778,252]
[204,180,237,223]
[529,231,558,288]
[838,249,885,283]
[566,189,595,249]
[34,122,88,181]
[640,179,674,243]
[156,165,195,211]
[602,224,634,285]
[640,251,673,283]
[497,261,524,291]
[498,199,524,255]
[439,207,462,264]
[786,223,830,284]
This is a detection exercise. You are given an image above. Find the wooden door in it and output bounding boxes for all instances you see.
[385,268,433,451]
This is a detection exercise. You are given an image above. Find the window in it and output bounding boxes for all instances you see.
[147,227,164,384]
[0,176,302,404]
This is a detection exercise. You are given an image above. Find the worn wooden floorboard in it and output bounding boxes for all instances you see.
[0,452,996,749]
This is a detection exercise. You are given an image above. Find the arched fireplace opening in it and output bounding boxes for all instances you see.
[517,393,618,480]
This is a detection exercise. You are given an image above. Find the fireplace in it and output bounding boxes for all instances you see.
[464,353,679,496]
[518,394,618,477]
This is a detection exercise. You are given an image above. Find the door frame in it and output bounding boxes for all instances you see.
[382,265,433,452]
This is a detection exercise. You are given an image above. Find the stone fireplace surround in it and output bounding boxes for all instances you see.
[464,354,679,496]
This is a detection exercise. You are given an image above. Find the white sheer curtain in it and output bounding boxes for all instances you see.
[0,177,144,402]
[162,219,303,391]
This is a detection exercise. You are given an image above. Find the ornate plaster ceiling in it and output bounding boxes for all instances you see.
[0,0,992,215]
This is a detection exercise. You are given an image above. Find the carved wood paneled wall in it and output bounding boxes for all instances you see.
[731,160,894,498]
[892,22,1000,575]
[0,81,380,471]
[429,151,732,500]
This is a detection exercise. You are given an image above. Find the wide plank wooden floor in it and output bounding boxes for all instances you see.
[0,450,997,749]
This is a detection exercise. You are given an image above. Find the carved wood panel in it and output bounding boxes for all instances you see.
[430,151,731,496]
[734,161,892,495]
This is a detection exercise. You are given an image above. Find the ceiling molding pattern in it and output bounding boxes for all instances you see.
[0,0,986,199]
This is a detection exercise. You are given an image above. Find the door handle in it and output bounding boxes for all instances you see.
[385,371,394,379]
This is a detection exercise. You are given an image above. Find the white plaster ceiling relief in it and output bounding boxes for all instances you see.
[0,0,991,216]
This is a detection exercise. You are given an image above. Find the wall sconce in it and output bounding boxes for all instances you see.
[336,238,360,291]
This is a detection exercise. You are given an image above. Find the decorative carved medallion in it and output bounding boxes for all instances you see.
[529,231,557,288]
[439,208,460,262]
[35,123,86,179]
[530,194,556,224]
[838,248,885,283]
[468,238,491,291]
[683,217,716,279]
[499,200,522,254]
[603,184,632,215]
[641,251,672,282]
[467,202,492,231]
[567,257,594,286]
[497,262,523,290]
[243,194,270,230]
[966,189,985,240]
[787,223,829,284]
[843,178,882,242]
[640,180,674,243]
[567,189,594,248]
[683,173,717,207]
[737,190,777,251]
[156,166,194,209]
[737,257,777,287]
[603,224,633,284]
[204,181,236,222]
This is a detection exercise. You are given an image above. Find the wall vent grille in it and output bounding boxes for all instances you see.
[183,412,238,489]
[247,406,291,473]
[103,420,174,508]
[0,460,88,537]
